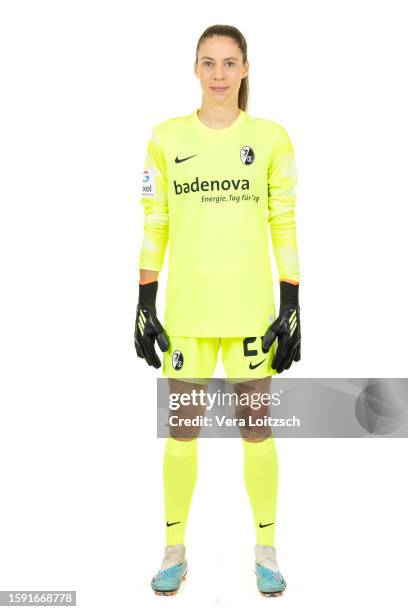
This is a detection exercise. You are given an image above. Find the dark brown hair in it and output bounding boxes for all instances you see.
[195,25,249,111]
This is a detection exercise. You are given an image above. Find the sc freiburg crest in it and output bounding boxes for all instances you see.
[240,146,255,165]
[172,350,184,370]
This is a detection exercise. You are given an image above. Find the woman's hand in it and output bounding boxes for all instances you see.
[134,281,169,368]
[262,281,301,373]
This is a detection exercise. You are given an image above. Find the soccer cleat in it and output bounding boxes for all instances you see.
[151,544,188,596]
[254,544,287,597]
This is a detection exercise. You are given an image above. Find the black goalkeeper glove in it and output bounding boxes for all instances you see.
[262,281,301,373]
[134,281,169,368]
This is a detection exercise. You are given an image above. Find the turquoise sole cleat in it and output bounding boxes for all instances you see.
[255,562,287,597]
[151,560,188,596]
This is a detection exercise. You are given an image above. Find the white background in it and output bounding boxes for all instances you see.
[0,0,407,610]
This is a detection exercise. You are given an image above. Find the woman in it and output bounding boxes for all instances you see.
[135,24,301,597]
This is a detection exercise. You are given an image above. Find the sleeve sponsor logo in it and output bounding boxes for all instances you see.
[142,168,156,198]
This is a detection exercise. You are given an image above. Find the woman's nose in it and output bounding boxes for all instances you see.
[214,66,225,80]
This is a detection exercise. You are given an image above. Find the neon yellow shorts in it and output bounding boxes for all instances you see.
[162,336,278,383]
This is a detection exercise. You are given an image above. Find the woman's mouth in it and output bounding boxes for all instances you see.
[210,86,228,92]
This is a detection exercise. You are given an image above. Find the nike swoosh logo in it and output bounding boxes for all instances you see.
[175,154,198,163]
[249,358,267,370]
[166,521,181,527]
[259,522,274,528]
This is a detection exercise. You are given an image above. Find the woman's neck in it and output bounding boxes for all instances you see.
[197,102,241,129]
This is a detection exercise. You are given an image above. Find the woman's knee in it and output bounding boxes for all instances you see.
[242,435,271,443]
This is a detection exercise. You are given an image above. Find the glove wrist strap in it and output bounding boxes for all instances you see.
[138,280,158,311]
[280,280,299,308]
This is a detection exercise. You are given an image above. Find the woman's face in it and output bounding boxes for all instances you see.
[194,35,249,105]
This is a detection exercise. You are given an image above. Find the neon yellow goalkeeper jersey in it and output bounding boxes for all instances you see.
[139,108,299,337]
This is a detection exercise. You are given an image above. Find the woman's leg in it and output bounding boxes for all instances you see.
[234,376,279,547]
[163,378,208,546]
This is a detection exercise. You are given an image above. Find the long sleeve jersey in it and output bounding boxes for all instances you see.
[139,108,299,337]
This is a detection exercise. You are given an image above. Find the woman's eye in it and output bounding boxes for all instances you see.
[202,61,235,68]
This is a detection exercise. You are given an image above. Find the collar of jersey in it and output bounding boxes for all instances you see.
[191,108,246,136]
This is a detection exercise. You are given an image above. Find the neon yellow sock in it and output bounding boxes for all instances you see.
[163,437,198,546]
[243,436,279,546]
